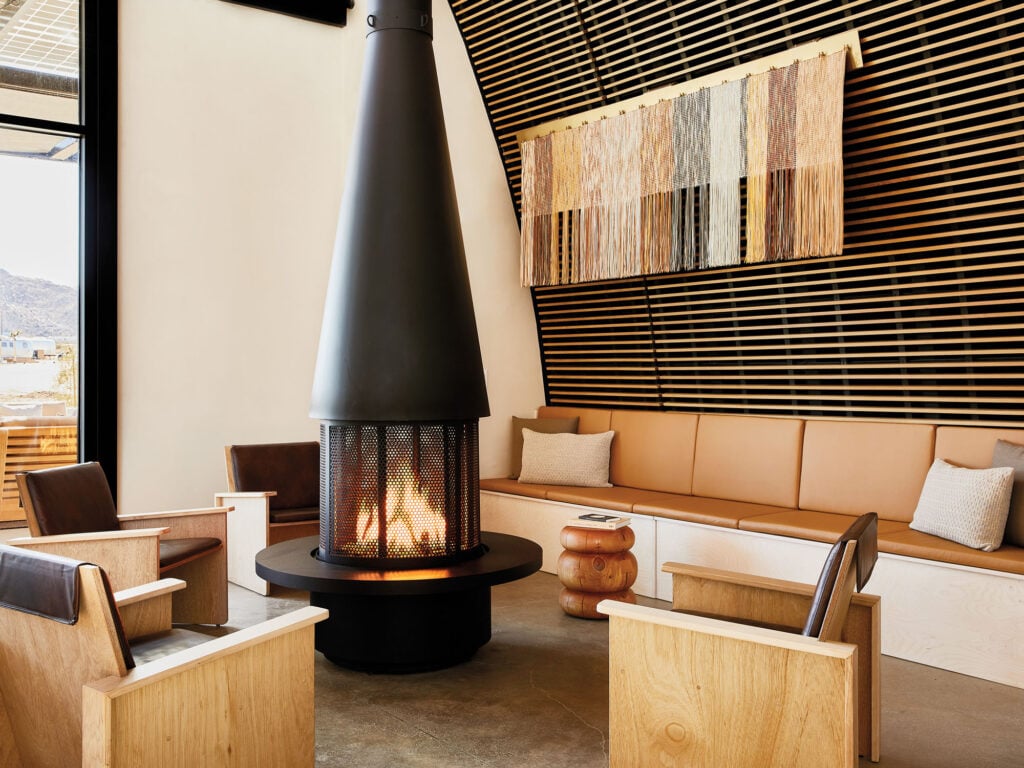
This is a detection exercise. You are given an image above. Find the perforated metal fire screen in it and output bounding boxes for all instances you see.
[318,420,483,568]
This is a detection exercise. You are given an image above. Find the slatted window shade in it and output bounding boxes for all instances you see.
[449,0,1024,424]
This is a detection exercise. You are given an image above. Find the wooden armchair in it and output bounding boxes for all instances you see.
[217,442,319,594]
[0,544,327,768]
[599,513,880,768]
[8,461,230,625]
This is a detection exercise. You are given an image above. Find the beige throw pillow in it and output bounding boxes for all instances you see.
[910,458,1013,551]
[518,429,614,487]
[508,416,579,479]
[991,439,1024,547]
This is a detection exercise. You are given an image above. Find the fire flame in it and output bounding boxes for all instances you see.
[355,474,446,556]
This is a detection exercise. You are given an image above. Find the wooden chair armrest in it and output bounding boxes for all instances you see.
[113,578,186,608]
[215,491,277,500]
[118,506,231,522]
[662,561,815,595]
[597,600,853,655]
[81,607,329,765]
[5,530,165,591]
[119,508,230,542]
[6,528,169,546]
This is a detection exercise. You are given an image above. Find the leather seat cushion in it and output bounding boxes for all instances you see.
[691,414,805,508]
[934,425,1024,469]
[739,510,908,542]
[159,537,223,569]
[879,529,1024,574]
[545,486,685,513]
[269,506,319,524]
[22,462,120,535]
[799,420,935,522]
[607,410,698,495]
[480,477,565,499]
[228,442,319,511]
[633,493,797,528]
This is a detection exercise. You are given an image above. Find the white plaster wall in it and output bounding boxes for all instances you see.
[118,0,542,511]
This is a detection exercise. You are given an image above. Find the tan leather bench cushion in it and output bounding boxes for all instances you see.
[633,493,795,529]
[739,510,909,542]
[934,426,1024,468]
[691,414,804,508]
[546,486,680,514]
[608,410,698,494]
[480,477,564,500]
[879,528,1024,575]
[538,406,612,434]
[800,420,935,522]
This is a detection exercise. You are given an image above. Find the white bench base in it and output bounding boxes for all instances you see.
[482,490,1024,689]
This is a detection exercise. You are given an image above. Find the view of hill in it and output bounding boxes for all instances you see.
[0,269,76,340]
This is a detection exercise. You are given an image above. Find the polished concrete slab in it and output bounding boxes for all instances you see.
[146,573,1024,767]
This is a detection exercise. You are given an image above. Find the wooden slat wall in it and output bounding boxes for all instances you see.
[449,0,1024,424]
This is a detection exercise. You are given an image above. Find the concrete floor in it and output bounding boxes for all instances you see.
[139,572,1024,767]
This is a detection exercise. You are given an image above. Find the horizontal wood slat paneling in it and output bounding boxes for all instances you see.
[448,0,1024,424]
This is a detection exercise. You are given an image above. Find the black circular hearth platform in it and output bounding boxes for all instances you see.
[255,532,542,673]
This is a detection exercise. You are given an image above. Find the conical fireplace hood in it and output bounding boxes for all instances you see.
[311,0,489,422]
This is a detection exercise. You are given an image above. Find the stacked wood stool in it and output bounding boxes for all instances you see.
[557,524,638,619]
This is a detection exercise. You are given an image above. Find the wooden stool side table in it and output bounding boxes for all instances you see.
[557,525,638,619]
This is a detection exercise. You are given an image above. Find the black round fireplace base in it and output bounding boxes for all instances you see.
[254,532,542,673]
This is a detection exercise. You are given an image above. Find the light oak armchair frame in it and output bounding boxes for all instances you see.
[0,545,327,768]
[10,462,231,625]
[599,513,880,768]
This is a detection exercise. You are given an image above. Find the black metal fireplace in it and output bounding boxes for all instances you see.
[254,0,541,673]
[318,421,483,569]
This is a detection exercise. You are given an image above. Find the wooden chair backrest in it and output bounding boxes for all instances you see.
[0,559,130,768]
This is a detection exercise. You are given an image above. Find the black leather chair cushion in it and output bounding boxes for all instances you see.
[20,462,120,535]
[159,538,223,569]
[227,442,319,511]
[0,544,81,623]
[802,512,879,638]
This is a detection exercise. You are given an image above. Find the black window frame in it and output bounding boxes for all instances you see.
[0,0,119,492]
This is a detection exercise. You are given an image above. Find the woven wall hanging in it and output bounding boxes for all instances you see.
[520,49,847,287]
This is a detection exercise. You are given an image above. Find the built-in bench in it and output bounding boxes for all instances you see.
[481,407,1024,688]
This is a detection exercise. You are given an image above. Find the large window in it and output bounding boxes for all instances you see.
[0,0,116,523]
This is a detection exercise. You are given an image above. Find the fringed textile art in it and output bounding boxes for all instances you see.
[520,50,847,286]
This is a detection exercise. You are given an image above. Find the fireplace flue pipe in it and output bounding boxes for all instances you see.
[310,0,489,424]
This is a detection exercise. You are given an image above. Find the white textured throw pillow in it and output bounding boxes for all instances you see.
[518,429,614,487]
[910,458,1013,551]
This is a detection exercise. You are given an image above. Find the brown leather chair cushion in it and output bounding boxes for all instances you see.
[159,538,223,569]
[227,442,319,511]
[19,462,120,535]
[269,506,319,525]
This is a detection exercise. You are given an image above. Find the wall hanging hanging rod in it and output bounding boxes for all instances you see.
[516,29,862,145]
